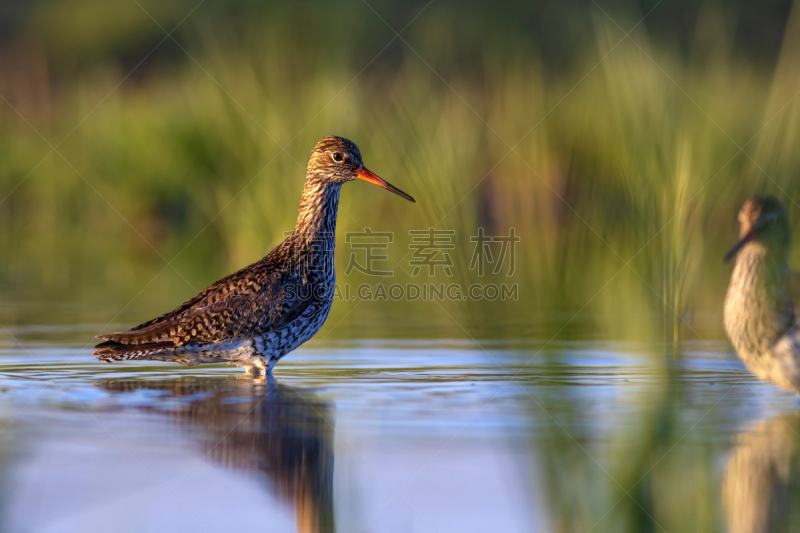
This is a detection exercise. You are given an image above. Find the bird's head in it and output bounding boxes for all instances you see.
[725,195,791,261]
[306,136,415,202]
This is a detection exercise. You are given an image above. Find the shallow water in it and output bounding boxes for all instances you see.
[0,323,799,533]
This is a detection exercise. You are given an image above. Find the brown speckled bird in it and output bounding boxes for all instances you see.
[94,136,415,374]
[723,195,800,393]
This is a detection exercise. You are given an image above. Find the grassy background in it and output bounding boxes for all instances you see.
[3,3,800,532]
[1,0,800,344]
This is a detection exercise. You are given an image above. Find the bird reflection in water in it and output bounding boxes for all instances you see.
[723,411,800,533]
[100,377,334,533]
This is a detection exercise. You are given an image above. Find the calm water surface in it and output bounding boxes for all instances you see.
[0,322,798,532]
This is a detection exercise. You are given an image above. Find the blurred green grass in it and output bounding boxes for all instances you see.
[3,4,800,532]
[0,0,799,345]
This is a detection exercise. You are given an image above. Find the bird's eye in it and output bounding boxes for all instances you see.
[332,152,345,163]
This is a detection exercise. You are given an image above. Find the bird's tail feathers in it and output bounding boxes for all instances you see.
[93,341,175,362]
[95,320,182,347]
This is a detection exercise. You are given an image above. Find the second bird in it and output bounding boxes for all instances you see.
[93,136,415,374]
[724,195,800,393]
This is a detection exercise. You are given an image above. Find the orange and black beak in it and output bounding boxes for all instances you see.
[724,231,754,262]
[356,168,415,203]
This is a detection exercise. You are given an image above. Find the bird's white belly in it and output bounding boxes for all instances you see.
[151,338,266,374]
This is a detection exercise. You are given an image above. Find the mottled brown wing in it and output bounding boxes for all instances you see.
[95,267,314,348]
[165,275,315,344]
[128,260,267,332]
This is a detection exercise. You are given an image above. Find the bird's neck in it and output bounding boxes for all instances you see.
[294,177,341,243]
[724,241,795,356]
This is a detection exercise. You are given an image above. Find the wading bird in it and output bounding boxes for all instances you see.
[94,136,415,374]
[724,195,800,393]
